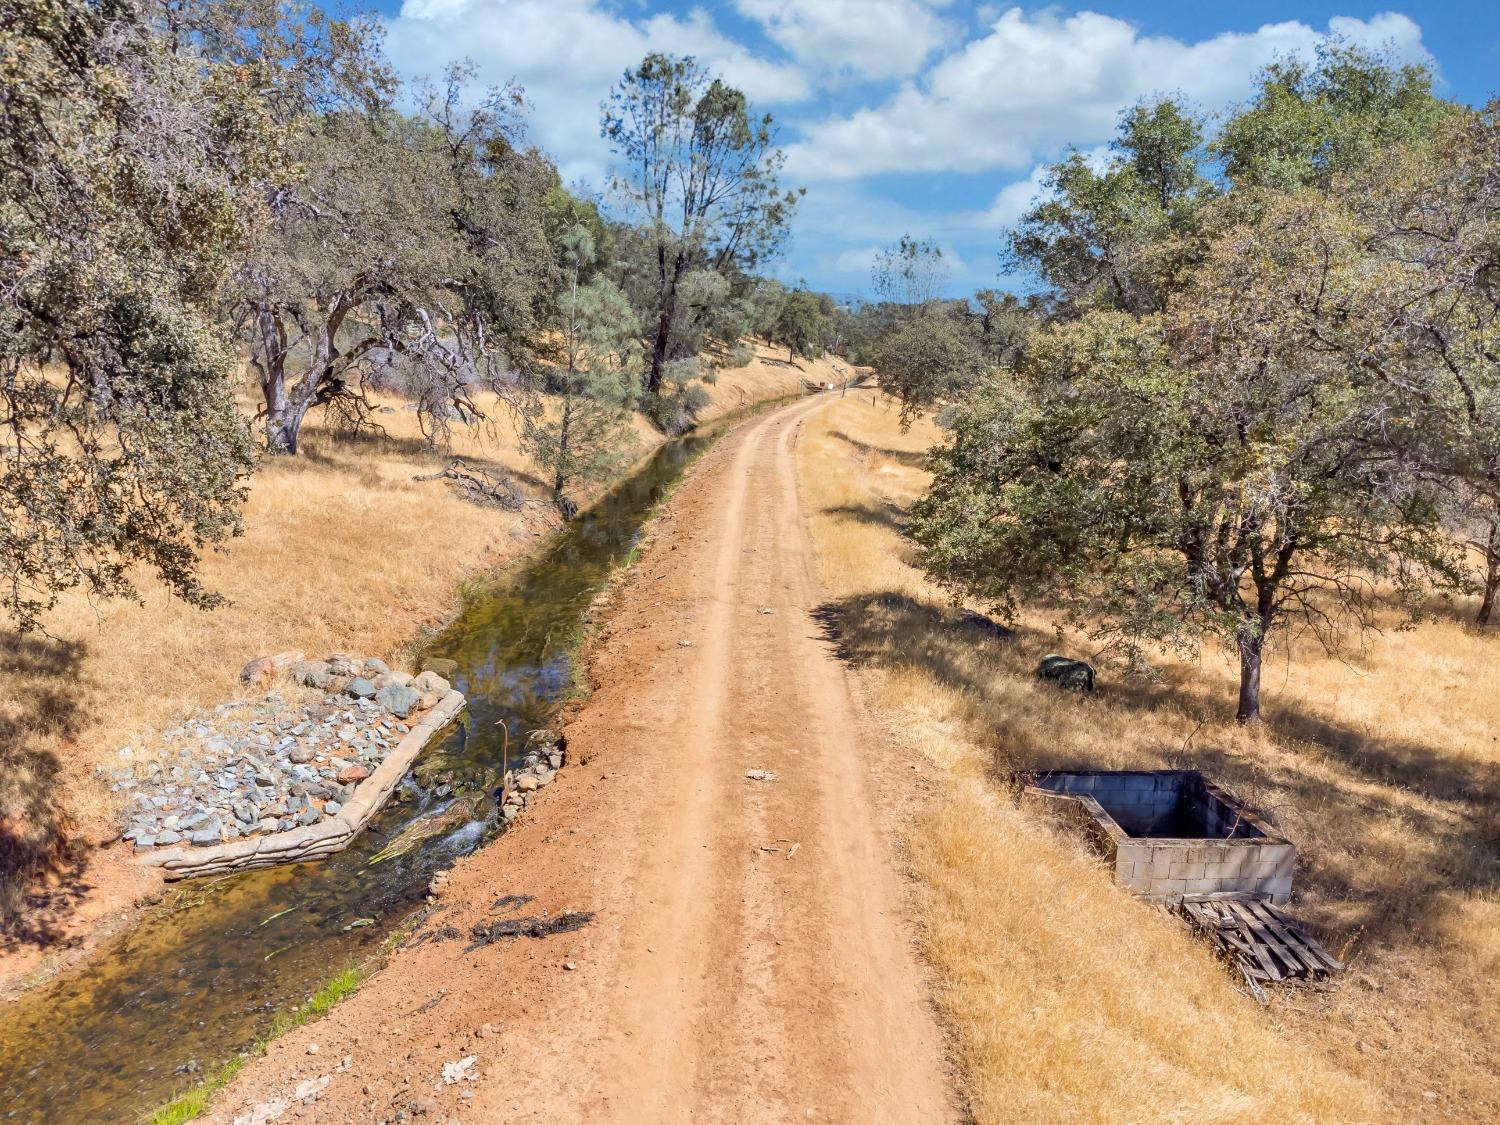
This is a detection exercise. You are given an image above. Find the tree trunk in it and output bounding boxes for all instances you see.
[553,394,572,498]
[1477,517,1499,626]
[254,297,296,454]
[1236,623,1263,723]
[267,399,310,456]
[645,252,686,399]
[646,299,674,398]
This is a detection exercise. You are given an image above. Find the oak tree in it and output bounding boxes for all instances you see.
[913,195,1463,722]
[1,0,273,628]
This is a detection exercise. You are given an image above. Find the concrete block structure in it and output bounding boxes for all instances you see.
[1021,770,1295,903]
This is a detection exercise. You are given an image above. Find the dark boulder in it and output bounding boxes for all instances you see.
[1036,654,1095,692]
[957,610,1014,641]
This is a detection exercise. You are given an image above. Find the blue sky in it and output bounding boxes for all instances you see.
[366,2,1500,296]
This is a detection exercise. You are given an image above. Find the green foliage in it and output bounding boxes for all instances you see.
[523,227,641,508]
[959,38,1492,718]
[147,1057,245,1125]
[917,194,1466,720]
[745,278,788,341]
[540,179,613,282]
[1118,99,1208,209]
[1,0,269,630]
[971,290,1038,367]
[603,52,801,410]
[1213,41,1453,191]
[1311,105,1500,623]
[726,342,756,368]
[1007,97,1210,316]
[773,289,828,361]
[870,310,984,428]
[639,357,710,434]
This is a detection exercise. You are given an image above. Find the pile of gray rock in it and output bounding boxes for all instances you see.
[106,653,453,851]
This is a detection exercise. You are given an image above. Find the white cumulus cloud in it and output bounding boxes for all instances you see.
[734,0,958,81]
[784,8,1432,181]
[384,0,810,185]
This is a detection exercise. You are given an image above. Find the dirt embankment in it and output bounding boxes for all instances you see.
[205,393,956,1123]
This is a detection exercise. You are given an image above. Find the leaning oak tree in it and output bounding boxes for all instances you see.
[192,0,553,455]
[911,193,1463,722]
[1,0,272,630]
[602,53,801,409]
[231,53,552,454]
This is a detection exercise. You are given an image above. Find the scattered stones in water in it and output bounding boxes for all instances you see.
[106,653,451,853]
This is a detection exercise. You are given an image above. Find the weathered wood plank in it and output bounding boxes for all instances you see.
[1165,892,1342,998]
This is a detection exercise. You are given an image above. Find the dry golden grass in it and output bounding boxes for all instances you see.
[797,391,1499,1123]
[0,395,545,901]
[0,362,799,922]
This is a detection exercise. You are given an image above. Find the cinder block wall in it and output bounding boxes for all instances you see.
[1114,840,1295,902]
[1025,771,1296,904]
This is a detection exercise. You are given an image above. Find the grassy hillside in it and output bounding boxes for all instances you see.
[797,391,1498,1122]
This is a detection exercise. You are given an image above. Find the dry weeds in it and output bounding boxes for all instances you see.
[797,390,1498,1123]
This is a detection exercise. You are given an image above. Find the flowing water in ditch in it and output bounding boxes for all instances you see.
[0,421,726,1123]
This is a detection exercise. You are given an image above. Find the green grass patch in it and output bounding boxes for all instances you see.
[267,965,366,1038]
[141,965,370,1124]
[146,1057,245,1125]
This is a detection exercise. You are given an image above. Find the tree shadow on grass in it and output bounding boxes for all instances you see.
[810,590,1498,956]
[1413,592,1496,633]
[0,632,89,946]
[300,427,438,463]
[812,592,1015,675]
[822,500,910,536]
[827,429,930,470]
[294,431,553,497]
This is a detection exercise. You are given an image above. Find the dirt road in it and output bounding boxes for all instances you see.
[208,396,955,1124]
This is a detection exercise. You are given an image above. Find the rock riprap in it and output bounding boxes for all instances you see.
[107,654,455,852]
[497,730,566,826]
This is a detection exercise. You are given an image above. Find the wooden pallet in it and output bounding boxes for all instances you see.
[1167,892,1343,1003]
